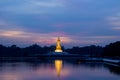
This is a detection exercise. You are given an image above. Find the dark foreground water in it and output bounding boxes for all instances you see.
[0,59,120,80]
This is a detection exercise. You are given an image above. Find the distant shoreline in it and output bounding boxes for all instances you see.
[0,41,120,60]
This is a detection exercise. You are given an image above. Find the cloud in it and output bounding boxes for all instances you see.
[112,27,120,30]
[0,19,12,27]
[29,0,64,7]
[1,0,65,14]
[0,19,23,30]
[106,12,120,30]
[0,0,120,47]
[82,36,118,39]
[52,22,80,28]
[0,30,29,38]
[107,16,120,26]
[0,29,72,45]
[69,35,120,47]
[0,19,72,46]
[0,18,119,47]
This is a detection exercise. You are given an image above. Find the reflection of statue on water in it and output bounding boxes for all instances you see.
[55,60,63,77]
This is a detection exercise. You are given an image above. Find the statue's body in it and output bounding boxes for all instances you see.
[55,37,63,52]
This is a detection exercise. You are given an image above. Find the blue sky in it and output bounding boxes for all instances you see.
[0,0,120,47]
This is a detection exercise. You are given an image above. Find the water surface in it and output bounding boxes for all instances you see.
[0,59,120,80]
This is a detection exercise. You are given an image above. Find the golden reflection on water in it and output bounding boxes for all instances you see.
[55,60,63,77]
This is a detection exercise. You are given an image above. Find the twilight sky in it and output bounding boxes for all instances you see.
[0,0,120,47]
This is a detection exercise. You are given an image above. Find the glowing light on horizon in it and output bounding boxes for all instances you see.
[55,50,63,52]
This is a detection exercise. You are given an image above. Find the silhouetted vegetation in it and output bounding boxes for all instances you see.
[0,41,120,59]
[0,44,56,57]
[103,41,120,59]
[66,45,103,57]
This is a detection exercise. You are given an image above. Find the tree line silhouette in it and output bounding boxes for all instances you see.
[0,41,120,59]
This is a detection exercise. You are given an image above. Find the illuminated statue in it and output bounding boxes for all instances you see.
[55,37,63,52]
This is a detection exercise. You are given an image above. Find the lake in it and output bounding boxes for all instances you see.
[0,59,120,80]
